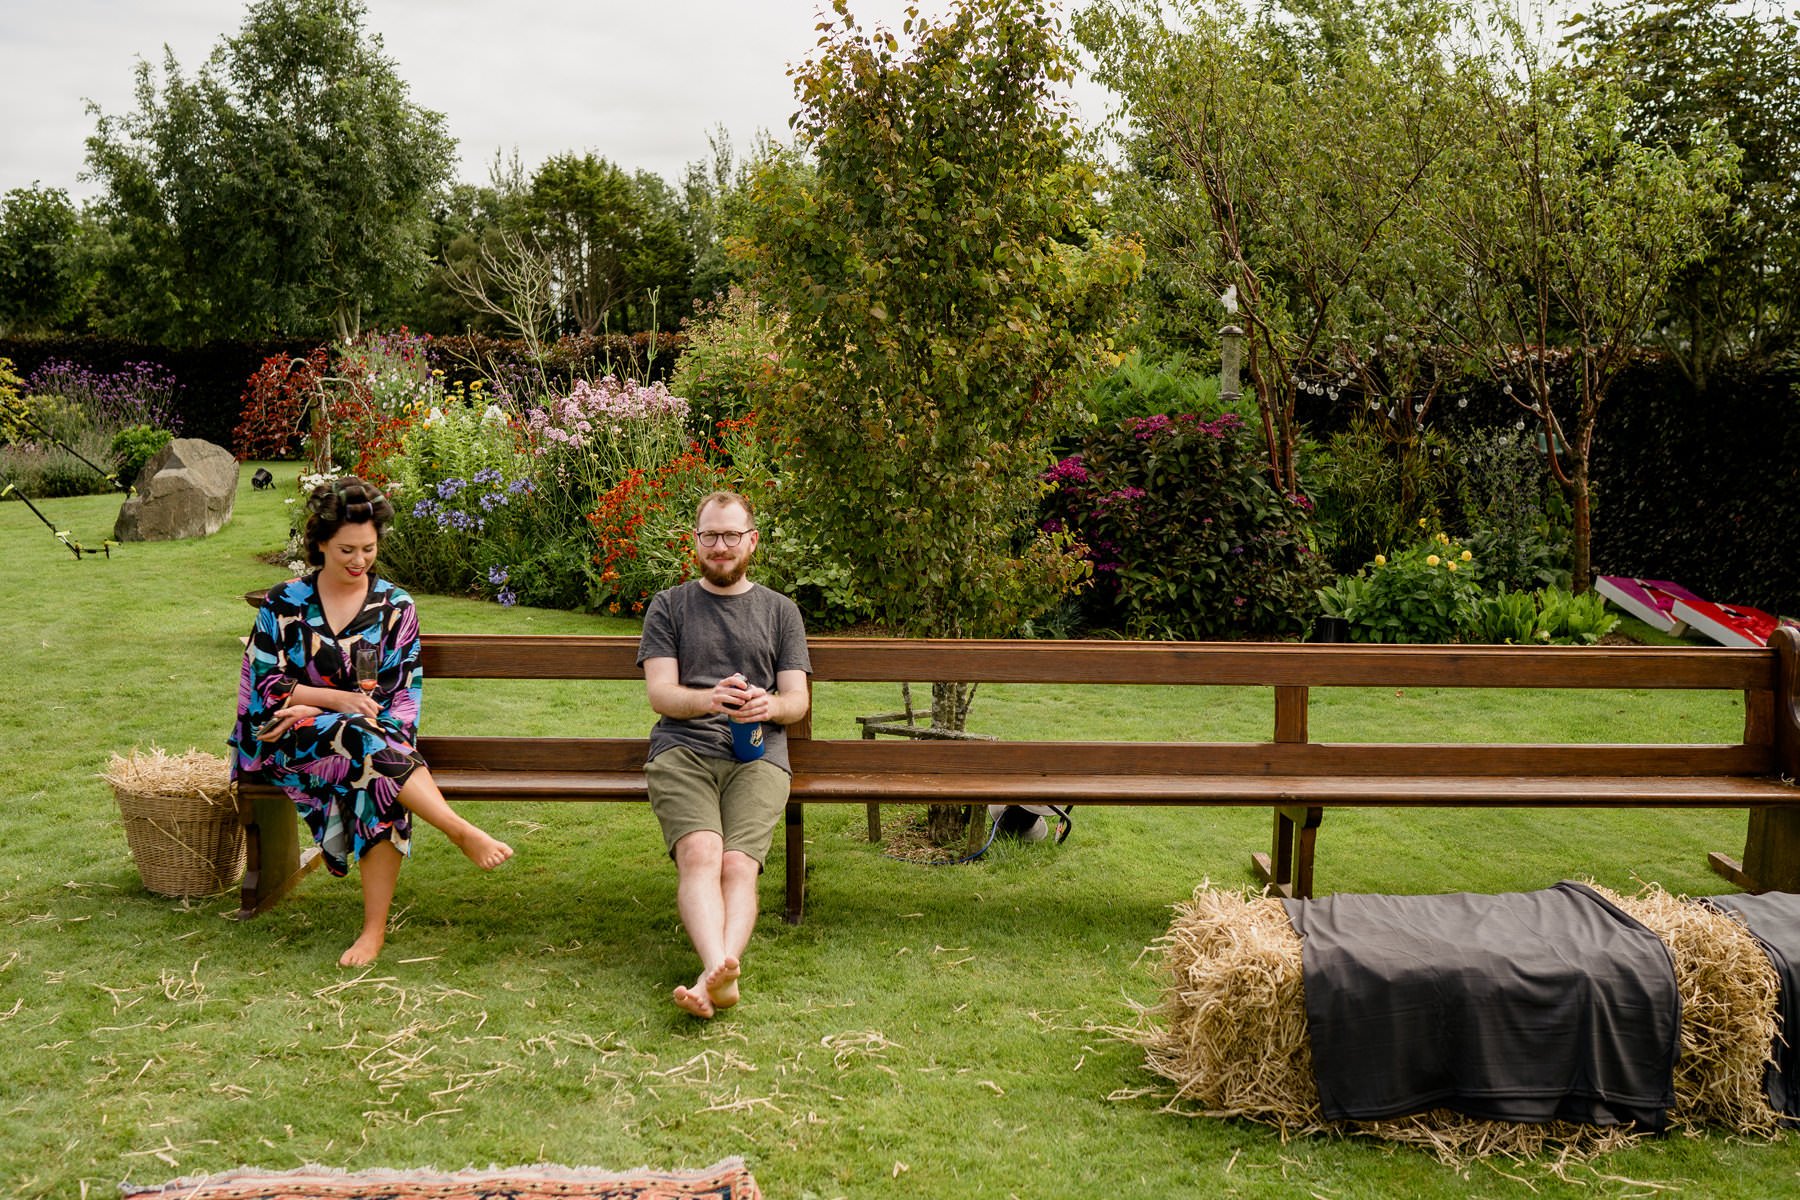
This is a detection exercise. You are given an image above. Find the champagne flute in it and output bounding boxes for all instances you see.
[352,641,381,702]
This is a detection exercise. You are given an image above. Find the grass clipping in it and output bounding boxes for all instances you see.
[1122,883,1784,1166]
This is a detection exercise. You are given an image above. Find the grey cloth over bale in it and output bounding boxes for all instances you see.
[115,438,239,541]
[1702,889,1800,1125]
[1281,881,1680,1130]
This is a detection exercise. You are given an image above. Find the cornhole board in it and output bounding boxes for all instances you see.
[1594,576,1700,636]
[1671,596,1786,648]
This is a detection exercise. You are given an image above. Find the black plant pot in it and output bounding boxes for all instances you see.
[1308,616,1350,644]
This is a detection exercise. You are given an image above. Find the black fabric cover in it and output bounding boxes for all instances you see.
[1281,882,1680,1129]
[1702,890,1800,1125]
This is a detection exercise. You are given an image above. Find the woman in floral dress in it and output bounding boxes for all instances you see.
[230,476,511,966]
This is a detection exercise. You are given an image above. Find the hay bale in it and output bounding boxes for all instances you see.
[1132,887,1322,1127]
[103,747,243,897]
[1590,882,1783,1136]
[1126,882,1785,1165]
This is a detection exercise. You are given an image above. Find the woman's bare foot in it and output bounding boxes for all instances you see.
[704,957,740,1011]
[673,982,714,1018]
[451,825,513,870]
[340,928,384,967]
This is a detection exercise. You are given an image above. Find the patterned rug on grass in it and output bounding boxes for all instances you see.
[120,1159,760,1199]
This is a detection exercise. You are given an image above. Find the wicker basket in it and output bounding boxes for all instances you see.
[103,748,244,897]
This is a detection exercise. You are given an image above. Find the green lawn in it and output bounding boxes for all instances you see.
[1,468,1793,1198]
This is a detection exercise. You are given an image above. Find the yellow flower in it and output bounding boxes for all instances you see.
[1419,517,1428,527]
[1437,532,1449,545]
[1461,550,1472,562]
[1373,554,1387,566]
[1447,561,1458,571]
[1426,554,1440,566]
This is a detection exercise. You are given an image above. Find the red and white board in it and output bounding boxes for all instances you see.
[1594,576,1701,635]
[1670,596,1786,648]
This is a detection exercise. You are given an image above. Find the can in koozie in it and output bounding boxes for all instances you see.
[730,715,767,762]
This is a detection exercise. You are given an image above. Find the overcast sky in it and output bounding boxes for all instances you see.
[0,0,1114,203]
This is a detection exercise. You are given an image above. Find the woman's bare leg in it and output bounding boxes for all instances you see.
[395,765,513,869]
[343,839,402,967]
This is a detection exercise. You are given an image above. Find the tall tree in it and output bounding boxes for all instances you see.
[743,0,1139,838]
[84,0,454,343]
[1077,0,1473,493]
[1426,11,1737,593]
[1563,0,1800,382]
[0,185,92,334]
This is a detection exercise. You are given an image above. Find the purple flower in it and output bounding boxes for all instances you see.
[1044,455,1089,485]
[478,491,507,512]
[497,589,518,608]
[488,565,510,586]
[508,478,534,495]
[436,478,466,499]
[472,467,502,485]
[446,510,474,531]
[412,499,437,519]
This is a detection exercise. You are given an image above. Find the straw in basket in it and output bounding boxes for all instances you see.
[103,747,244,897]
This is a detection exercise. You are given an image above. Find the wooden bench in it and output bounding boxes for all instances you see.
[234,630,1800,923]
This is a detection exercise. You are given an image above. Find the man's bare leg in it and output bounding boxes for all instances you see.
[672,832,735,1017]
[704,850,760,1010]
[343,839,402,967]
[397,765,513,869]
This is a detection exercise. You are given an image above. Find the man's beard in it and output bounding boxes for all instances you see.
[700,555,748,588]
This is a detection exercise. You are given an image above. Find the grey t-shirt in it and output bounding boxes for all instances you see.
[636,580,812,773]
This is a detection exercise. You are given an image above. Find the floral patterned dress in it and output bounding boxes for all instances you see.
[229,572,425,876]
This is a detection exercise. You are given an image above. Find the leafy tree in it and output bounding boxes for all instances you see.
[0,185,93,334]
[1427,13,1737,593]
[83,0,454,343]
[1076,0,1472,494]
[742,0,1139,837]
[524,153,693,336]
[1563,0,1800,381]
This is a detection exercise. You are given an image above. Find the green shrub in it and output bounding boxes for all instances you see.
[1318,527,1483,643]
[111,424,173,487]
[668,287,786,437]
[1043,412,1328,639]
[1309,418,1456,573]
[1076,349,1234,431]
[1452,426,1571,591]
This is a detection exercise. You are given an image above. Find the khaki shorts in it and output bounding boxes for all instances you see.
[644,746,791,866]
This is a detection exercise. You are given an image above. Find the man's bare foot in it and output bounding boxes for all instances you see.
[339,929,384,967]
[451,825,513,870]
[703,956,741,1011]
[673,982,714,1018]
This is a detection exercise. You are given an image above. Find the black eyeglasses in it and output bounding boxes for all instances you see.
[695,529,754,548]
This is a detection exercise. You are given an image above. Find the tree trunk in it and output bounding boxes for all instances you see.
[925,681,980,846]
[1569,461,1592,595]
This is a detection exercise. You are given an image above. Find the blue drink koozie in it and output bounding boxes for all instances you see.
[730,716,766,762]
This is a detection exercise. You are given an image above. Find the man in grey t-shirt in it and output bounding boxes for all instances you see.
[636,490,811,1018]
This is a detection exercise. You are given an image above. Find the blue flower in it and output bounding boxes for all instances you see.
[472,467,502,485]
[507,477,534,496]
[412,499,437,519]
[436,478,466,499]
[446,510,473,531]
[497,588,518,608]
[488,565,510,586]
[479,491,507,512]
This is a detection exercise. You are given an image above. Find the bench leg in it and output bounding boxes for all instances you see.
[1710,808,1800,893]
[1251,805,1323,900]
[784,802,805,925]
[232,787,320,920]
[867,802,882,843]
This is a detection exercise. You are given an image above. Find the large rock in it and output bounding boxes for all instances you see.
[115,438,240,541]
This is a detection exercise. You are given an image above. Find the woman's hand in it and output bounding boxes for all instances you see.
[257,704,324,741]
